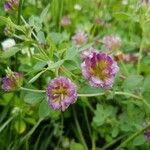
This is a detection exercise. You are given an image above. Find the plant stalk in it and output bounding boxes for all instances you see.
[73,107,88,150]
[115,124,150,150]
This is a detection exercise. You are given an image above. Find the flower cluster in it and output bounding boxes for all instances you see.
[81,49,119,89]
[103,35,121,50]
[72,31,88,47]
[46,77,77,111]
[4,0,19,12]
[2,71,23,91]
[60,16,71,27]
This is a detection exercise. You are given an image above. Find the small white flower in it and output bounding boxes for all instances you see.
[1,38,16,51]
[74,4,82,10]
[122,0,128,5]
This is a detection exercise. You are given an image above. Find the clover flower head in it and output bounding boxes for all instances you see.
[81,50,119,89]
[72,31,88,47]
[2,71,23,91]
[46,77,77,111]
[60,16,71,27]
[4,0,19,12]
[103,35,121,50]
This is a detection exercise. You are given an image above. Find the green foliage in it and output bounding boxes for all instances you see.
[133,135,145,146]
[24,92,45,105]
[93,104,117,126]
[143,75,150,92]
[0,47,21,58]
[70,142,84,150]
[14,120,26,134]
[123,75,143,91]
[0,0,150,150]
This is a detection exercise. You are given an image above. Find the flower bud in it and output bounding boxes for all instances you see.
[2,69,23,92]
[103,35,121,50]
[143,122,150,140]
[144,129,150,140]
[60,16,71,27]
[4,0,19,12]
[4,26,15,37]
[72,31,88,47]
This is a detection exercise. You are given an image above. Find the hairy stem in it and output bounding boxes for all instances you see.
[20,87,45,93]
[20,87,150,109]
[78,93,105,97]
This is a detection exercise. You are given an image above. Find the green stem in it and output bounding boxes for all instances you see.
[20,87,141,100]
[137,18,144,74]
[13,34,25,40]
[78,93,105,97]
[137,39,143,74]
[20,87,142,101]
[92,132,96,150]
[83,106,92,139]
[115,92,150,109]
[82,98,95,113]
[61,66,77,78]
[114,91,141,100]
[15,0,23,71]
[78,91,141,100]
[55,68,59,77]
[90,24,97,40]
[102,135,125,150]
[37,46,50,60]
[0,116,13,133]
[20,87,45,93]
[79,91,150,109]
[21,119,43,143]
[58,0,63,32]
[115,124,150,150]
[120,59,129,76]
[142,98,150,109]
[73,107,88,150]
[17,0,23,25]
[21,16,44,44]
